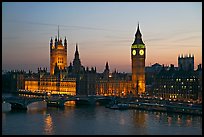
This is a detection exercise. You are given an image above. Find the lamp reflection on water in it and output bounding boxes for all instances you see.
[186,116,192,127]
[43,114,54,135]
[177,115,182,125]
[167,116,172,126]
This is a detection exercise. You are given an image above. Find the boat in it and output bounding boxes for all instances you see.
[109,103,129,110]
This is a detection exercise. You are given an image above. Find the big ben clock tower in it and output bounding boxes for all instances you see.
[131,23,146,96]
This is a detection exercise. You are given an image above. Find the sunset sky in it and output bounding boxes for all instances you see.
[2,2,202,73]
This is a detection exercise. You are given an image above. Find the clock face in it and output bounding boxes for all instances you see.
[132,49,136,55]
[139,49,144,55]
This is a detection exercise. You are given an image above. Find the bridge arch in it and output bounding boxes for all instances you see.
[3,98,45,110]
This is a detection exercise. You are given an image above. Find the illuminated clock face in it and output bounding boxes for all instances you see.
[139,49,144,55]
[132,50,136,55]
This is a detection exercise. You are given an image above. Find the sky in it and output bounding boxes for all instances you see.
[2,2,202,73]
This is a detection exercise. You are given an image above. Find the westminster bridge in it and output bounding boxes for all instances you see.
[2,95,115,110]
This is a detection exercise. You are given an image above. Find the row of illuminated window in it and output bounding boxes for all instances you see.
[40,83,75,87]
[157,78,197,82]
[53,51,66,54]
[156,94,195,99]
[162,85,196,89]
[58,57,64,63]
[60,84,76,87]
[155,89,196,93]
[176,78,196,82]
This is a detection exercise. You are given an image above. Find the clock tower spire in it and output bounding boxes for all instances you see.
[132,23,144,45]
[131,23,146,96]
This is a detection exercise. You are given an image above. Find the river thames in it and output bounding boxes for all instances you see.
[2,99,202,135]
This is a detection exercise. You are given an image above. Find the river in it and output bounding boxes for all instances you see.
[2,94,202,135]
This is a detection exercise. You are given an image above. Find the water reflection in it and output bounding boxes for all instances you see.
[64,101,76,107]
[186,116,192,127]
[167,116,172,126]
[132,110,146,128]
[166,113,195,128]
[27,101,47,114]
[118,112,127,126]
[177,115,182,126]
[43,114,54,135]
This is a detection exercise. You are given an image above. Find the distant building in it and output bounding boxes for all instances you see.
[24,27,76,95]
[195,64,202,102]
[24,68,76,95]
[67,44,91,95]
[145,63,163,85]
[178,54,194,71]
[95,63,132,97]
[95,24,146,97]
[145,63,163,96]
[2,70,26,93]
[153,64,199,101]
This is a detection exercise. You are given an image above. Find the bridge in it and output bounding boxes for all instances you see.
[2,96,45,110]
[2,95,115,110]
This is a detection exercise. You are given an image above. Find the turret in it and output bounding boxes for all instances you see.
[55,36,58,47]
[50,37,53,47]
[50,37,53,52]
[64,37,67,49]
[73,43,82,74]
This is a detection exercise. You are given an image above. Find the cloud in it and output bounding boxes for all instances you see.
[171,35,201,43]
[7,19,125,32]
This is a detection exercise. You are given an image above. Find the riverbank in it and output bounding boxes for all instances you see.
[107,101,202,116]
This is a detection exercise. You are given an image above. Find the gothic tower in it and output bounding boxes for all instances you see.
[50,26,67,75]
[73,43,82,74]
[131,23,146,95]
[103,62,110,80]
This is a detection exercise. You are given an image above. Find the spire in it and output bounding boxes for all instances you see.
[74,43,79,59]
[135,22,142,38]
[58,25,59,42]
[105,61,109,71]
[137,21,139,32]
[132,23,144,45]
[54,36,57,46]
[76,43,78,52]
[64,36,67,46]
[105,62,109,71]
[73,43,81,73]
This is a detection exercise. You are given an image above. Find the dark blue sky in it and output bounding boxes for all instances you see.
[2,2,202,73]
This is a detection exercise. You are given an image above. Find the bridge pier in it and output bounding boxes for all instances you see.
[10,103,27,110]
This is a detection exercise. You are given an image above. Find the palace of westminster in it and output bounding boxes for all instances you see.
[2,24,202,102]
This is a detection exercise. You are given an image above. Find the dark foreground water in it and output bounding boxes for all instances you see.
[2,101,202,135]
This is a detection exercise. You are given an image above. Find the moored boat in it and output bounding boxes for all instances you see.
[109,103,129,110]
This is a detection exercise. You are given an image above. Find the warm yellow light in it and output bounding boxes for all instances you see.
[139,49,144,55]
[131,44,145,49]
[132,50,136,55]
